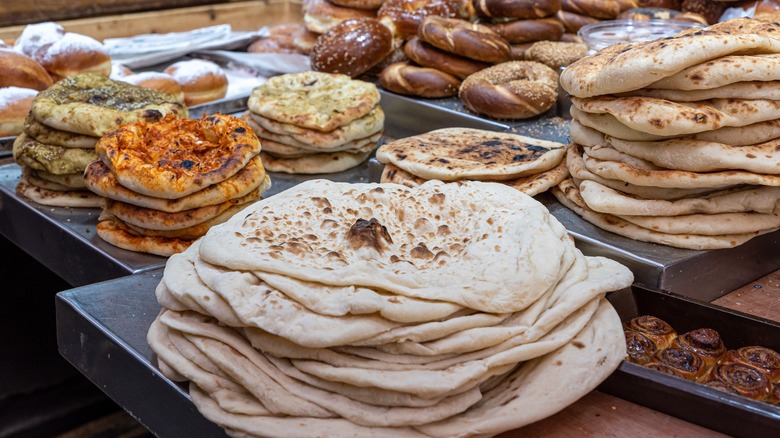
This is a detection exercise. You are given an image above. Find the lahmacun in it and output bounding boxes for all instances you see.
[96,113,262,199]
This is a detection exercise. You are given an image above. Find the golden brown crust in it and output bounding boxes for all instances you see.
[379,62,461,97]
[96,113,261,199]
[459,60,558,119]
[0,87,38,137]
[403,37,489,79]
[248,24,309,55]
[34,33,112,81]
[554,9,599,33]
[523,40,588,70]
[96,218,194,257]
[0,48,53,91]
[473,0,561,19]
[491,18,565,44]
[164,60,228,106]
[311,18,395,78]
[121,72,184,102]
[378,0,460,40]
[303,0,378,33]
[329,0,385,9]
[419,16,510,63]
[561,0,637,19]
[681,0,727,24]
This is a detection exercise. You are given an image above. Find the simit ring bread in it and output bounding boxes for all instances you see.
[459,60,558,119]
[473,0,562,18]
[403,37,489,79]
[378,0,460,40]
[491,18,565,44]
[311,18,395,78]
[380,62,461,97]
[419,16,511,63]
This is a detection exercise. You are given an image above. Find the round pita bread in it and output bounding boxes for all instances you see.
[260,149,371,174]
[648,54,780,91]
[13,133,98,175]
[621,81,780,101]
[24,114,99,148]
[16,171,104,208]
[96,218,193,256]
[33,169,88,189]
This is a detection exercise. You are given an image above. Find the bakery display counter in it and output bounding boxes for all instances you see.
[56,269,736,437]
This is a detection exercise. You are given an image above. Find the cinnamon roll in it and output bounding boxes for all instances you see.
[721,346,780,384]
[706,363,771,401]
[646,348,709,382]
[672,328,727,369]
[770,383,780,406]
[624,315,677,350]
[703,379,740,396]
[625,330,658,365]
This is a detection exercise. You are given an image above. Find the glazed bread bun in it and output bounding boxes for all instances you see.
[34,32,112,81]
[0,87,38,137]
[311,18,395,77]
[0,49,53,91]
[13,21,66,58]
[164,59,228,106]
[303,0,377,33]
[121,72,185,102]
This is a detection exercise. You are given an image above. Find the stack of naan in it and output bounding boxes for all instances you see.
[148,179,634,437]
[84,113,270,257]
[242,71,383,174]
[13,73,187,207]
[377,128,568,197]
[556,18,780,250]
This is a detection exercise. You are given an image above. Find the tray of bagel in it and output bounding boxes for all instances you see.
[600,285,780,436]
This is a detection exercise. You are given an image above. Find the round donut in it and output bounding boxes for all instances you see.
[121,72,185,102]
[472,0,561,19]
[555,10,599,33]
[248,24,306,54]
[378,0,460,40]
[164,59,228,106]
[491,18,565,44]
[418,16,510,63]
[561,0,632,19]
[13,21,65,58]
[404,37,489,79]
[0,87,38,137]
[311,18,395,78]
[523,40,587,70]
[0,48,53,91]
[303,0,377,34]
[459,60,558,119]
[329,0,385,10]
[34,32,112,81]
[379,62,461,97]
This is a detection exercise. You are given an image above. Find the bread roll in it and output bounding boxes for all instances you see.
[720,346,780,383]
[0,49,53,91]
[34,32,112,81]
[672,328,727,370]
[624,330,659,365]
[311,18,395,77]
[303,0,377,34]
[13,21,65,58]
[0,87,38,137]
[164,59,228,106]
[624,315,677,350]
[121,72,185,102]
[705,363,771,400]
[646,347,710,381]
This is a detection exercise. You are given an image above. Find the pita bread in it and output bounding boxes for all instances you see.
[381,163,428,188]
[33,169,88,189]
[578,180,780,216]
[618,211,780,235]
[248,121,381,155]
[582,146,660,170]
[260,149,371,174]
[199,180,571,313]
[103,204,252,240]
[24,114,99,148]
[96,218,193,256]
[13,133,98,175]
[572,96,780,136]
[31,73,187,137]
[257,135,378,158]
[572,107,780,146]
[560,18,780,98]
[552,178,767,249]
[376,128,566,181]
[648,54,780,91]
[16,172,104,208]
[247,71,380,132]
[621,81,780,101]
[84,157,270,213]
[247,106,385,148]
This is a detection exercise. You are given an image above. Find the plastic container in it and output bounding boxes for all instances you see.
[578,20,705,53]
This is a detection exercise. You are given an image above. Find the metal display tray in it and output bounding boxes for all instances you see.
[600,286,780,437]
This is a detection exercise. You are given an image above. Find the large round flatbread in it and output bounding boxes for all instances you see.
[552,178,768,250]
[560,18,780,98]
[96,113,262,199]
[16,172,104,208]
[31,73,188,137]
[96,218,194,256]
[247,71,380,132]
[84,156,270,213]
[260,149,371,174]
[255,131,380,157]
[617,211,780,235]
[647,54,780,91]
[247,106,385,148]
[199,179,572,313]
[376,128,566,181]
[572,96,780,137]
[622,81,780,101]
[13,133,98,175]
[104,203,252,240]
[33,169,88,189]
[24,114,98,148]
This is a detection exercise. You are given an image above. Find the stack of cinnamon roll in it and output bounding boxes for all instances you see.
[624,315,780,404]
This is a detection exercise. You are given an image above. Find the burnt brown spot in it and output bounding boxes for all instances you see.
[410,243,434,260]
[572,341,586,349]
[345,218,393,253]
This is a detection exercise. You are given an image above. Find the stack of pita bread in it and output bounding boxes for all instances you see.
[556,18,780,250]
[242,71,383,174]
[377,127,568,197]
[147,179,634,437]
[84,113,270,257]
[13,73,187,208]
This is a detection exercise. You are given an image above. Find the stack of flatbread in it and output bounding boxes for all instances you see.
[242,71,383,174]
[85,113,270,257]
[377,128,568,197]
[556,18,780,250]
[13,73,187,208]
[147,179,634,437]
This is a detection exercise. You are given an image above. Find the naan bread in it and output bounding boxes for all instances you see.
[248,120,381,154]
[381,163,428,188]
[572,96,780,136]
[96,218,193,256]
[84,157,270,213]
[621,81,780,101]
[31,73,187,137]
[96,113,261,199]
[376,128,566,181]
[13,133,98,175]
[199,180,570,313]
[247,71,380,132]
[560,18,780,98]
[33,169,88,189]
[260,150,371,174]
[104,204,251,240]
[24,114,98,148]
[648,54,780,91]
[16,172,104,208]
[257,134,378,158]
[618,211,780,235]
